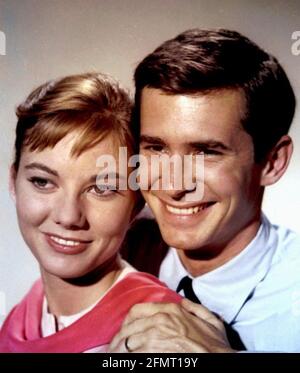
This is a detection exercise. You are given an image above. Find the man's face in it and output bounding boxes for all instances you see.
[139,88,264,266]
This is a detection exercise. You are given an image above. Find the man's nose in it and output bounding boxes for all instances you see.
[164,183,197,201]
[162,160,196,201]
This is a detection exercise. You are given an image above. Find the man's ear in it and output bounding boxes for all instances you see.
[260,135,293,187]
[9,165,17,202]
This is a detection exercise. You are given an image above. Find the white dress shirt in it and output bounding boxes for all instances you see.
[159,214,300,352]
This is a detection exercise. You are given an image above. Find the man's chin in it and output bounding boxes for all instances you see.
[160,231,199,250]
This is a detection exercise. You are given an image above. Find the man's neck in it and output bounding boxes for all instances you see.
[177,218,262,277]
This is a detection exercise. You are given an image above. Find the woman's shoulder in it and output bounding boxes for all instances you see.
[112,270,181,304]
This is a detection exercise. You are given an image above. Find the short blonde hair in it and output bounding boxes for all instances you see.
[14,72,135,170]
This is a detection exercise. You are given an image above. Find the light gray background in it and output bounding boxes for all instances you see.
[0,0,299,325]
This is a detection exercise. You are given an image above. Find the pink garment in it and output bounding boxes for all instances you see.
[0,272,181,352]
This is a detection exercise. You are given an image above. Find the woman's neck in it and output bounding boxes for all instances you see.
[41,256,122,316]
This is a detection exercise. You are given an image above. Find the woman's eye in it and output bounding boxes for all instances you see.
[28,177,53,190]
[89,184,117,196]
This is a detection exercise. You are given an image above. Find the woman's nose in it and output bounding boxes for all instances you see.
[53,193,87,230]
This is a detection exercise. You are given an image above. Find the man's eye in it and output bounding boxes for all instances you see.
[142,145,165,153]
[196,149,222,156]
[28,177,53,189]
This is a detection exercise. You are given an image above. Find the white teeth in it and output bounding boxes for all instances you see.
[166,204,208,215]
[50,236,81,247]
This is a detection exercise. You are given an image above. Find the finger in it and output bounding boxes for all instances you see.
[109,313,177,350]
[121,331,149,352]
[107,338,129,353]
[181,299,224,330]
[181,298,217,320]
[123,302,182,325]
[111,328,188,353]
[109,318,147,351]
[129,335,208,353]
[110,327,163,353]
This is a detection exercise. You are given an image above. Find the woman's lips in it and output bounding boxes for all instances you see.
[44,233,92,255]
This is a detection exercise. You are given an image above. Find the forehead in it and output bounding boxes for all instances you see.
[20,131,121,170]
[140,88,247,145]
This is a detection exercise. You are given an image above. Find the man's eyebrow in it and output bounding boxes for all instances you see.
[188,140,231,151]
[25,163,59,176]
[140,136,231,151]
[140,135,167,144]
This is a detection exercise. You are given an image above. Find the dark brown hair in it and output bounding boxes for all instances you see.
[134,28,296,162]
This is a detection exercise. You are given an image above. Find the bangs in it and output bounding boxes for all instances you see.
[23,111,134,157]
[14,73,135,171]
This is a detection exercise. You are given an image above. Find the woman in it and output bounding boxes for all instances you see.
[0,73,180,352]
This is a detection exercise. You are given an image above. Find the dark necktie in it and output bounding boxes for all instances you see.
[176,276,245,351]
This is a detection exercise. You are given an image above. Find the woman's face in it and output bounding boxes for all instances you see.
[10,131,136,280]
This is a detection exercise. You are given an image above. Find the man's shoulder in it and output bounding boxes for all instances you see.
[120,218,169,276]
[271,222,300,259]
[259,221,300,293]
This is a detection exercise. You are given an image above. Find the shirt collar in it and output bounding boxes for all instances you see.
[159,214,278,323]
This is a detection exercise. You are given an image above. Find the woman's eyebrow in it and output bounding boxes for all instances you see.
[25,162,59,176]
[95,172,126,183]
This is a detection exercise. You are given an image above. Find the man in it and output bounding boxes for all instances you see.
[111,29,300,352]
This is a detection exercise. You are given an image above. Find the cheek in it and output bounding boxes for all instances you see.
[204,163,249,198]
[15,186,49,228]
[87,198,135,237]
